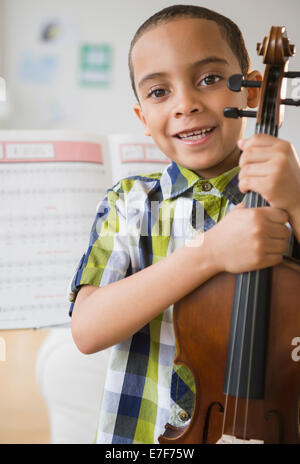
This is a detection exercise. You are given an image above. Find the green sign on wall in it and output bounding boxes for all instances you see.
[80,44,112,87]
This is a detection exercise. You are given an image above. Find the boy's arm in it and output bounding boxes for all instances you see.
[71,203,289,354]
[72,241,218,354]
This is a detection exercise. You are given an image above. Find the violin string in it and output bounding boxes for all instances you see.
[221,186,258,438]
[221,271,244,438]
[242,76,274,440]
[222,194,260,439]
[232,191,254,439]
[243,255,260,439]
[242,136,266,438]
[234,188,262,441]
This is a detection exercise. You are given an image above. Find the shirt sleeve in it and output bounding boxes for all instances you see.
[68,184,130,316]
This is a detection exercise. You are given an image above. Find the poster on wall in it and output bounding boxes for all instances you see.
[13,16,80,126]
[17,51,59,85]
[79,44,113,87]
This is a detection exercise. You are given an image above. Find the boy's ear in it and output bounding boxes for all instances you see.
[134,103,151,136]
[246,70,263,108]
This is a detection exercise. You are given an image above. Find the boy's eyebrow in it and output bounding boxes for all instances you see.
[137,56,229,90]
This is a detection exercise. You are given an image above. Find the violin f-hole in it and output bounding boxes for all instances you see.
[203,401,224,444]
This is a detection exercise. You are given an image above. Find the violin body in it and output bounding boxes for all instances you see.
[159,256,300,444]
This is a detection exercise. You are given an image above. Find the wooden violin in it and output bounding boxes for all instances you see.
[158,26,300,444]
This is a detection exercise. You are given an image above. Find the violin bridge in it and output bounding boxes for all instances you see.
[216,434,264,444]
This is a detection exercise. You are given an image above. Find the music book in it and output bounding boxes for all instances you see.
[0,131,169,329]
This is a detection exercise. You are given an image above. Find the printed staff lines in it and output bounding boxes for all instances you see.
[1,272,72,285]
[0,229,90,240]
[0,187,103,195]
[0,213,93,222]
[0,257,77,269]
[0,166,105,176]
[0,302,67,313]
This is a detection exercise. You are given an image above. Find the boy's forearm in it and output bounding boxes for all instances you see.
[71,238,219,354]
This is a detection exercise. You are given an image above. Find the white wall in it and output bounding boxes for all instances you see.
[0,0,6,122]
[0,0,4,75]
[2,0,300,150]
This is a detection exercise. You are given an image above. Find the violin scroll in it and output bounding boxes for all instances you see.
[225,26,300,126]
[256,26,294,65]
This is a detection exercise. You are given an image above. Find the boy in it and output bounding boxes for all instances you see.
[69,5,300,444]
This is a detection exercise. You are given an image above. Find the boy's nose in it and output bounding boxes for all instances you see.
[173,91,204,119]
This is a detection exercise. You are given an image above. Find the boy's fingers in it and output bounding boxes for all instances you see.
[235,204,289,224]
[264,237,289,254]
[265,207,289,224]
[238,134,276,150]
[234,202,245,209]
[267,222,291,240]
[239,150,273,167]
[234,203,288,223]
[265,254,284,268]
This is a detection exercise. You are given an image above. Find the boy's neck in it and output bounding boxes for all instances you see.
[192,148,242,179]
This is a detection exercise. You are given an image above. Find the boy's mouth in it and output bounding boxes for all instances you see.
[174,127,216,142]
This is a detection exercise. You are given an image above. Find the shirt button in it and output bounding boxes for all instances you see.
[201,182,213,192]
[178,410,190,422]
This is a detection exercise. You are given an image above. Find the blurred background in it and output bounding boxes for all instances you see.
[0,0,299,444]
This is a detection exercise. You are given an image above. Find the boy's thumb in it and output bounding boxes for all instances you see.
[235,202,246,209]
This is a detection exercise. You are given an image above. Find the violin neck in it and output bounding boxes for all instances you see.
[224,182,297,399]
[244,190,267,209]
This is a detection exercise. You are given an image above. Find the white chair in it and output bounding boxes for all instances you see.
[36,327,110,444]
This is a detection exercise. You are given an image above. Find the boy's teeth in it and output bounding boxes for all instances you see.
[177,128,213,139]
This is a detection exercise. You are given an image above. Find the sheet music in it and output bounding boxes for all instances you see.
[0,131,111,329]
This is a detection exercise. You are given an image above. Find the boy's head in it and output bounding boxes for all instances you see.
[129,5,250,101]
[130,5,261,178]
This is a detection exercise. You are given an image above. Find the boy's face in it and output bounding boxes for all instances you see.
[132,18,260,178]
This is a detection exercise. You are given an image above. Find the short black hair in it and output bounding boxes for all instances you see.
[128,4,250,100]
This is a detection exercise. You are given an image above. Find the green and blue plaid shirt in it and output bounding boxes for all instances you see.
[69,161,244,444]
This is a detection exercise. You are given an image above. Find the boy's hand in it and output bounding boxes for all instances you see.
[204,202,290,274]
[238,134,300,222]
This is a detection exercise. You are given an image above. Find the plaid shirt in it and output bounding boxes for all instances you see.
[69,161,244,444]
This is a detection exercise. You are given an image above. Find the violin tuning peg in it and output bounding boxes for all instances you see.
[256,42,263,54]
[281,98,300,107]
[256,37,268,56]
[290,44,296,56]
[224,107,257,119]
[228,74,243,92]
[228,74,262,92]
[283,71,300,78]
[282,37,295,57]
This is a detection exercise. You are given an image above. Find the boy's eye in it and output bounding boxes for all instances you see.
[199,75,222,86]
[148,88,169,99]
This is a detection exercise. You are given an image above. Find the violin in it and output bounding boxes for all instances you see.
[158,26,300,444]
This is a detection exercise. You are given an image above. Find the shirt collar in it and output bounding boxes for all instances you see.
[160,161,244,204]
